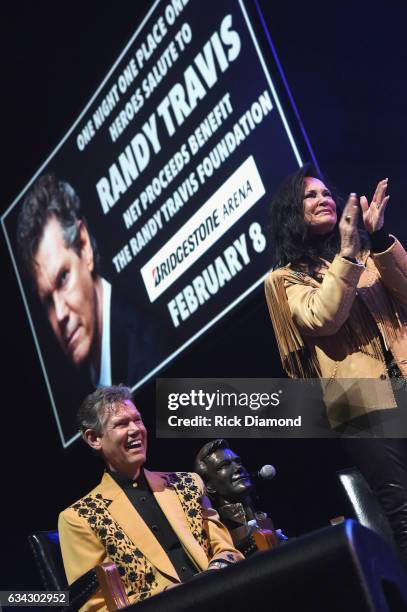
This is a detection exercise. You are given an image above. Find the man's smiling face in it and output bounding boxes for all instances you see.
[95,400,147,478]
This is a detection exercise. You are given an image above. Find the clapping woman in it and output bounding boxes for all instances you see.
[265,166,407,568]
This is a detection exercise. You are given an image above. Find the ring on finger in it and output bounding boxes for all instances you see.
[345,215,351,222]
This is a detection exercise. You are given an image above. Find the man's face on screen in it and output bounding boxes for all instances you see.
[33,216,98,367]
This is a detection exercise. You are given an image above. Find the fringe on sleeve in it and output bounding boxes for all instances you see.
[264,270,321,378]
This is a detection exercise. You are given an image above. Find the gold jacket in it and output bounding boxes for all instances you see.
[58,470,243,611]
[264,238,407,426]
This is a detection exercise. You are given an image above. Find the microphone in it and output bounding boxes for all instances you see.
[251,464,277,482]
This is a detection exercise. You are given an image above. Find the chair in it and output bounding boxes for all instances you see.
[28,530,129,611]
[336,467,397,552]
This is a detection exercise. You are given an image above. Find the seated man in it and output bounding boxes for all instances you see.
[195,439,284,556]
[59,387,243,611]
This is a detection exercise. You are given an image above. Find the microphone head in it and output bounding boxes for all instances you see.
[258,464,277,480]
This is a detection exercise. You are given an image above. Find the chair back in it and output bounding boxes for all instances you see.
[27,530,127,611]
[337,467,397,551]
[28,530,67,591]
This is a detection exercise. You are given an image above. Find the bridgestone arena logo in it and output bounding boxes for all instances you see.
[153,209,220,286]
[152,180,252,287]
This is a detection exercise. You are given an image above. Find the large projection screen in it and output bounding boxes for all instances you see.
[2,0,315,447]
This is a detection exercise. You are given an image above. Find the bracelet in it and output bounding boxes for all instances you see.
[208,560,229,570]
[342,255,363,265]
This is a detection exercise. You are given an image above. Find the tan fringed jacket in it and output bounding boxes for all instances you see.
[265,238,407,427]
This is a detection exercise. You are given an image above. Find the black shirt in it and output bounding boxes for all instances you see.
[108,469,198,581]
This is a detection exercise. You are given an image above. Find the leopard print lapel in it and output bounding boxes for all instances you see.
[162,472,212,558]
[71,493,158,601]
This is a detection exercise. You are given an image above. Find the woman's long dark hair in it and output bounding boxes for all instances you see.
[269,164,365,273]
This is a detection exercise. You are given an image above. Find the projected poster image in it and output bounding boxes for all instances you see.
[2,0,313,447]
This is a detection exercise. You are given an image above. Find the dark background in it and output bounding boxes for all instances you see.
[2,0,407,590]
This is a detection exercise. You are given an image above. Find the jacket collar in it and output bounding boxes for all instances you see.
[95,470,207,577]
[145,471,208,571]
[96,470,178,579]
